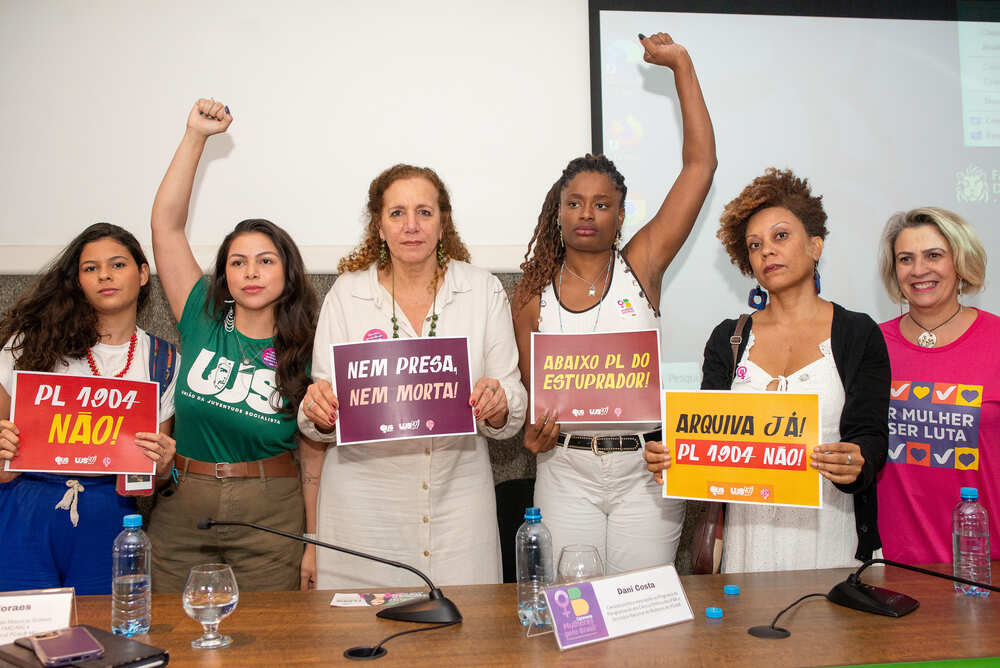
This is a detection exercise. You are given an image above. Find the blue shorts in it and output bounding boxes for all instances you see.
[0,473,137,595]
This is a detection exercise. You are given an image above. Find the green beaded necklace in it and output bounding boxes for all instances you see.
[390,267,438,338]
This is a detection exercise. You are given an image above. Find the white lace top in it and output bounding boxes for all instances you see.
[722,331,860,573]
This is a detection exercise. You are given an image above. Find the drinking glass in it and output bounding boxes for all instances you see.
[557,545,605,584]
[182,563,239,649]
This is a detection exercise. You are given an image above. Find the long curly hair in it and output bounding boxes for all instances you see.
[338,164,470,277]
[513,154,627,310]
[718,168,828,277]
[0,223,150,373]
[209,219,317,414]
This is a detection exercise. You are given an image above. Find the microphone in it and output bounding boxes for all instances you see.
[197,517,462,625]
[749,558,999,639]
[827,558,999,617]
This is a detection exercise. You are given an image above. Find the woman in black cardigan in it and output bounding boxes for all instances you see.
[645,169,889,572]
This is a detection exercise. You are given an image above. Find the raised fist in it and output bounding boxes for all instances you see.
[639,32,689,70]
[186,98,233,137]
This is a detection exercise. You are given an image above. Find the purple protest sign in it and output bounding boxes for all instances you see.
[331,336,476,445]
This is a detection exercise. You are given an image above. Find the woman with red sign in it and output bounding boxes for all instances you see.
[512,32,716,574]
[148,99,323,592]
[298,164,527,588]
[645,168,890,573]
[0,223,177,595]
[874,207,998,565]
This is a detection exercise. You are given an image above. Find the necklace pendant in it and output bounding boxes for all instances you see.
[916,331,937,348]
[588,287,596,297]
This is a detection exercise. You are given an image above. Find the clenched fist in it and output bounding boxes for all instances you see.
[639,32,690,71]
[186,98,233,137]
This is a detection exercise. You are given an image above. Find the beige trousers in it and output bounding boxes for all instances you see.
[148,472,304,593]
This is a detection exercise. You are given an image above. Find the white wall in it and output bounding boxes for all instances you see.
[0,0,590,273]
[2,4,995,372]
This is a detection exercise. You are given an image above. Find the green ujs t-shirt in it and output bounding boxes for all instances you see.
[173,279,299,462]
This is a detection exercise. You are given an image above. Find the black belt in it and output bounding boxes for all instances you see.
[557,429,662,455]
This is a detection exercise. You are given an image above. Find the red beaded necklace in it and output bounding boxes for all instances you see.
[86,330,137,377]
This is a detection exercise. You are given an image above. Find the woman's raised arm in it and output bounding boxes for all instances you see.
[625,33,717,306]
[151,99,233,321]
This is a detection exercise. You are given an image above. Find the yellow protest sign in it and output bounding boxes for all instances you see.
[663,391,822,508]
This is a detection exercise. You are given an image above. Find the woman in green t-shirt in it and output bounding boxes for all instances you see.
[147,98,325,592]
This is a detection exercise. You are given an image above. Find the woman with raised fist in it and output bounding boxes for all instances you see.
[513,32,716,574]
[148,99,322,592]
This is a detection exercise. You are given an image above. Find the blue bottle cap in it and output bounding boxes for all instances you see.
[524,507,542,522]
[705,606,724,619]
[723,585,740,595]
[961,487,979,501]
[122,514,142,528]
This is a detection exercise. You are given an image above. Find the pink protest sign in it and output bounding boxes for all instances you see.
[331,337,476,445]
[530,330,661,424]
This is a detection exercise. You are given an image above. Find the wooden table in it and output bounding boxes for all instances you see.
[73,565,998,666]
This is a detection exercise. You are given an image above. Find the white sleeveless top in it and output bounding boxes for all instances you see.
[722,331,859,573]
[538,250,660,435]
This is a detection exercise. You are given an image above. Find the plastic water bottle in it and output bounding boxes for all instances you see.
[953,487,991,597]
[516,506,554,627]
[112,514,152,635]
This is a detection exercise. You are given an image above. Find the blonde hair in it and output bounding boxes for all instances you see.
[878,206,987,304]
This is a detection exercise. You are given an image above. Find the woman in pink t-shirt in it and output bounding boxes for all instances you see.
[876,207,998,564]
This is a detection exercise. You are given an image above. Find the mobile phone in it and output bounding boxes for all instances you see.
[28,627,104,667]
[116,473,154,496]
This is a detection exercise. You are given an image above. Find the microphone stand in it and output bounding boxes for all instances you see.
[827,558,999,617]
[750,558,998,639]
[197,518,462,624]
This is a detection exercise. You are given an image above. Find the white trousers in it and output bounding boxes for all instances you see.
[534,443,685,575]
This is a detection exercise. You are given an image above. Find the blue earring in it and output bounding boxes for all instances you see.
[813,263,821,295]
[748,284,767,310]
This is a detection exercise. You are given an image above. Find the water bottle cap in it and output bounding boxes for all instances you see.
[960,487,979,501]
[723,585,740,595]
[705,606,724,619]
[122,514,142,528]
[524,506,542,522]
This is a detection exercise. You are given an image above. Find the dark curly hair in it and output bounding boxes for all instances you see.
[338,164,470,275]
[513,154,627,310]
[0,223,150,373]
[209,219,317,415]
[718,168,827,276]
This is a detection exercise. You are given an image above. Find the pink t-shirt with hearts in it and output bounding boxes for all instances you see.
[877,309,1000,564]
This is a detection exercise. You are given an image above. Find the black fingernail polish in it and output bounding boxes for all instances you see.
[638,33,646,40]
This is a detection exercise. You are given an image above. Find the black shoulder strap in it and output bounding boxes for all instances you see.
[729,313,752,383]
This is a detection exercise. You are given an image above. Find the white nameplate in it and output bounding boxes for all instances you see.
[0,588,74,645]
[542,564,693,650]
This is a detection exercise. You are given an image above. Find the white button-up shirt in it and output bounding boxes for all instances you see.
[298,260,526,588]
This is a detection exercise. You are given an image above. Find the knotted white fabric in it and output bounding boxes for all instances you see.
[54,479,85,527]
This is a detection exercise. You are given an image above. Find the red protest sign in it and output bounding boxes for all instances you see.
[6,371,159,475]
[530,330,661,424]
